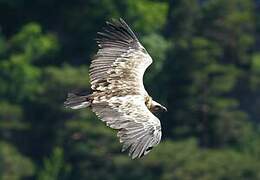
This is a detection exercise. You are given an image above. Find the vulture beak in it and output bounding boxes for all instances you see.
[160,105,167,112]
[151,100,167,113]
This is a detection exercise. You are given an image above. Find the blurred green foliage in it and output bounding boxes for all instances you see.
[0,141,34,180]
[0,0,260,179]
[37,147,71,180]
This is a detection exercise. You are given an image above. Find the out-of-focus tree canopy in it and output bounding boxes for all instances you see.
[0,0,260,179]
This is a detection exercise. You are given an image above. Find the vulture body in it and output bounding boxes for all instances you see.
[65,18,166,159]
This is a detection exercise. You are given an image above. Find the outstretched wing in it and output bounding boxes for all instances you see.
[89,18,152,96]
[89,18,161,158]
[92,95,161,159]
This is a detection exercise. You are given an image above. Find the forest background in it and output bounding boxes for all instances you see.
[0,0,260,179]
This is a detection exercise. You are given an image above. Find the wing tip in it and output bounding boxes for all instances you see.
[96,18,138,46]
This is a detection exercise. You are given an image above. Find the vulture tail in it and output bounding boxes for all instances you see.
[64,93,91,109]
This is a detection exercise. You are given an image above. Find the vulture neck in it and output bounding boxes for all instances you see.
[145,96,153,111]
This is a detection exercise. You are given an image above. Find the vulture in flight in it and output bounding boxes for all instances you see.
[64,18,167,159]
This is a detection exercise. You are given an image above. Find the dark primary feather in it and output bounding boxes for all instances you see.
[97,18,138,46]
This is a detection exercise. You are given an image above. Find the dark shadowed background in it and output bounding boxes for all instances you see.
[0,0,260,179]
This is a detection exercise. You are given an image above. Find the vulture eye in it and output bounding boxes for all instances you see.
[141,47,147,53]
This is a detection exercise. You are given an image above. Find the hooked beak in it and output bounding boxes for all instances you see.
[160,105,167,112]
[151,100,167,113]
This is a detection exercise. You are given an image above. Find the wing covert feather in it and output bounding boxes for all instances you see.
[92,95,161,159]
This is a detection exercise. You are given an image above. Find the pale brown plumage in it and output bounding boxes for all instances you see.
[65,18,166,159]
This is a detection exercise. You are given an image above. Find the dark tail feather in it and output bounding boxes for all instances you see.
[64,93,91,109]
